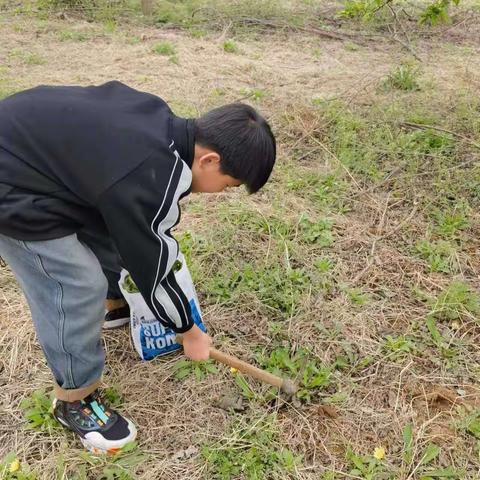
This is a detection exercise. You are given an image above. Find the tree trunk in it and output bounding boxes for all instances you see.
[141,0,154,16]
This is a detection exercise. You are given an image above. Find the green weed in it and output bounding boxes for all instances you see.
[0,453,36,480]
[344,287,370,306]
[383,64,421,91]
[455,407,480,440]
[223,39,238,53]
[256,346,331,401]
[339,0,461,25]
[401,425,464,478]
[58,29,90,42]
[103,19,116,34]
[285,171,350,212]
[314,257,333,273]
[218,206,295,240]
[101,386,123,408]
[383,335,416,361]
[234,374,257,400]
[152,41,176,56]
[433,204,470,238]
[322,104,383,180]
[345,447,385,479]
[313,174,350,212]
[299,217,335,246]
[321,471,337,480]
[201,414,302,479]
[173,359,219,381]
[420,0,461,25]
[402,423,414,465]
[429,280,480,322]
[207,264,310,316]
[177,230,213,283]
[338,0,379,21]
[415,239,457,273]
[152,41,178,63]
[55,456,87,480]
[285,172,320,192]
[240,87,266,101]
[425,315,448,350]
[407,129,454,155]
[19,390,60,432]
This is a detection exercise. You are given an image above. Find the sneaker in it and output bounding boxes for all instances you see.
[53,389,137,454]
[103,304,130,329]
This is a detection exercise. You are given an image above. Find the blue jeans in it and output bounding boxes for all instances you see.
[0,232,119,399]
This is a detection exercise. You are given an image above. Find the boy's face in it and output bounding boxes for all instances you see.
[191,145,242,193]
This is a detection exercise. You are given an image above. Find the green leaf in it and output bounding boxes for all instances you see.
[420,443,441,465]
[175,368,191,380]
[403,423,413,464]
[421,466,463,478]
[235,374,255,400]
[348,451,366,472]
[426,315,444,346]
[205,363,219,374]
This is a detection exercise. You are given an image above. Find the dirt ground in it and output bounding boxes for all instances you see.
[1,2,480,479]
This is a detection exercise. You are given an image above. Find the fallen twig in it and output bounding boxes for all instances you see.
[400,122,480,150]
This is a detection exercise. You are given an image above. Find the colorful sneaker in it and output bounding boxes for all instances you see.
[103,304,130,329]
[53,390,137,454]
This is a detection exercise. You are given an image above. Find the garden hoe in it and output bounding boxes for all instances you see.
[176,335,298,397]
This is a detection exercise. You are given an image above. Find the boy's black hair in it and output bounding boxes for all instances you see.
[193,103,276,193]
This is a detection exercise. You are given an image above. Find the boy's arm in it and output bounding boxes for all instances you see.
[97,152,196,334]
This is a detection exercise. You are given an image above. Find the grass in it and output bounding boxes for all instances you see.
[151,40,175,56]
[429,280,480,322]
[1,1,480,479]
[223,39,238,53]
[8,49,45,65]
[201,414,302,479]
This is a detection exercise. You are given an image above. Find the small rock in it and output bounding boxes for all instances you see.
[173,445,198,460]
[317,405,339,419]
[291,397,302,409]
[216,395,246,412]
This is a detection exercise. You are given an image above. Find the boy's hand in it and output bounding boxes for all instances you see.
[182,324,212,361]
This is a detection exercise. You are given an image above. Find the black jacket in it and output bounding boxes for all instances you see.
[0,81,196,333]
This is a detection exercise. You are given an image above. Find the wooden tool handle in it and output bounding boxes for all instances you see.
[176,335,284,389]
[209,347,284,389]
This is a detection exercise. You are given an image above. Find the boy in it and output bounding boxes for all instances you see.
[0,81,276,453]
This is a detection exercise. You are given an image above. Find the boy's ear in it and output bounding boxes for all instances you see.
[198,151,221,168]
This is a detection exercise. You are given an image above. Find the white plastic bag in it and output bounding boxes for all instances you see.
[119,252,206,360]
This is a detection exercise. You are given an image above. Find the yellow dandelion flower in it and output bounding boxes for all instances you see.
[9,459,20,473]
[230,367,238,374]
[373,447,386,460]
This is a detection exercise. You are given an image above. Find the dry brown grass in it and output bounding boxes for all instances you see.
[1,3,480,479]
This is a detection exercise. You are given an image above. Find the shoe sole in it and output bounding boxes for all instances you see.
[80,419,138,455]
